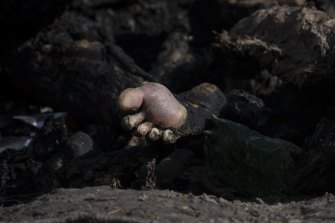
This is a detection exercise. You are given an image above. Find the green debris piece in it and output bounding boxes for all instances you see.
[205,117,302,196]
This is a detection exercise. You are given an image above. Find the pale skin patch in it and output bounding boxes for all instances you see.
[118,88,144,112]
[118,82,187,144]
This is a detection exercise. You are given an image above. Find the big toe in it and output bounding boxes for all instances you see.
[121,112,145,130]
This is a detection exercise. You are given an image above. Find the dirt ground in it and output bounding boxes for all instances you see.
[1,186,335,223]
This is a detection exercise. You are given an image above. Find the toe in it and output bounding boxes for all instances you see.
[118,88,144,112]
[149,127,162,141]
[121,112,145,130]
[136,122,153,136]
[163,130,179,144]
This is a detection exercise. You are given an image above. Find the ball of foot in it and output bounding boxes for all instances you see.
[118,82,187,143]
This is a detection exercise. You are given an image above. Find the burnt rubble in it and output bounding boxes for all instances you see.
[1,0,335,208]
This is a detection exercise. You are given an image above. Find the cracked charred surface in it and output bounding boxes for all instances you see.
[5,11,146,126]
[215,6,335,87]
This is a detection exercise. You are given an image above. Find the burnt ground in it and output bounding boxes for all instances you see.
[2,186,335,223]
[2,0,335,222]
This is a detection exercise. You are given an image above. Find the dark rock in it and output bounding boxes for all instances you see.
[5,10,144,127]
[205,117,302,196]
[294,119,335,193]
[66,131,94,158]
[156,149,193,185]
[222,89,273,129]
[31,117,70,161]
[215,6,335,87]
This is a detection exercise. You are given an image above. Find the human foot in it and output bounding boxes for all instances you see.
[118,82,226,144]
[118,82,187,143]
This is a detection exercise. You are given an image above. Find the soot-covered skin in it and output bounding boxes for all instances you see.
[119,82,226,144]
